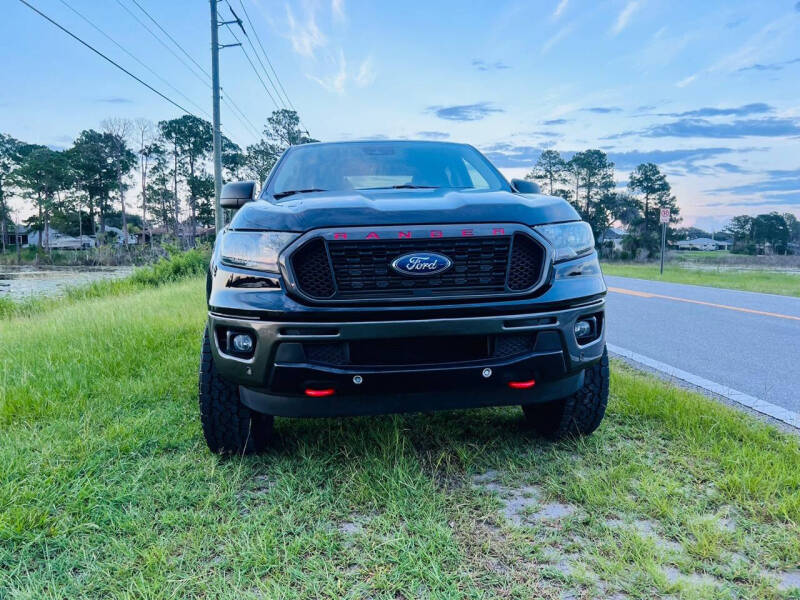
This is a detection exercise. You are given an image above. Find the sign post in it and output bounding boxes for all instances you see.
[659,208,670,275]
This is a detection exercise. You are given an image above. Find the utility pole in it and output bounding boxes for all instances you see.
[210,0,223,235]
[210,0,242,236]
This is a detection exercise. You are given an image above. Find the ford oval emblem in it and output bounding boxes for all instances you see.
[391,252,453,276]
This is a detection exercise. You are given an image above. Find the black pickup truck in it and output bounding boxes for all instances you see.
[200,140,608,453]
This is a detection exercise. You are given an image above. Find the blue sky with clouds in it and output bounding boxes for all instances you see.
[1,0,799,229]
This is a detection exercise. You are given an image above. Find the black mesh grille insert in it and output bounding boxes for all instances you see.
[493,333,537,358]
[348,335,491,366]
[507,234,545,291]
[299,333,537,367]
[305,342,348,365]
[328,236,511,298]
[291,239,335,298]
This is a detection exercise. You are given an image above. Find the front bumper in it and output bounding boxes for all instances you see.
[208,296,606,417]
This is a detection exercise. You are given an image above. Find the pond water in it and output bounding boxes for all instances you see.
[0,266,135,300]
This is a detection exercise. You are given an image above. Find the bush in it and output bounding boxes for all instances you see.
[130,248,209,286]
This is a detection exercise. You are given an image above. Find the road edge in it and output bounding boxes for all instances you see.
[607,343,800,432]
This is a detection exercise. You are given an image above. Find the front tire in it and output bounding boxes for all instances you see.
[523,347,609,440]
[198,328,273,454]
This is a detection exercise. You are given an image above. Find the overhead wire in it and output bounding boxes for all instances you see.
[55,0,211,119]
[17,0,196,116]
[225,2,286,110]
[221,21,281,110]
[129,0,211,82]
[114,0,260,142]
[233,0,296,111]
[223,1,310,136]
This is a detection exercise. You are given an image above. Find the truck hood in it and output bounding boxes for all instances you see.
[230,188,580,231]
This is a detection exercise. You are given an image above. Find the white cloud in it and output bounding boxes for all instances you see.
[308,49,347,93]
[552,0,568,19]
[285,4,326,58]
[612,1,640,35]
[541,24,574,54]
[709,17,797,74]
[307,50,374,94]
[676,73,698,87]
[355,57,376,87]
[331,0,345,21]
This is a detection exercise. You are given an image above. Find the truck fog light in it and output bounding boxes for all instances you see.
[231,333,254,354]
[574,318,596,342]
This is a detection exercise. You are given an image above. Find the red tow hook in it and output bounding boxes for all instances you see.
[305,388,336,397]
[508,379,536,389]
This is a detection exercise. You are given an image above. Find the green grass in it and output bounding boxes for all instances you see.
[2,280,799,599]
[602,262,800,297]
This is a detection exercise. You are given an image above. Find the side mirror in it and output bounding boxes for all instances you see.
[511,178,541,194]
[221,181,256,209]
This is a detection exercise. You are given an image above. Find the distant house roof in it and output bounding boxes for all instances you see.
[677,237,731,246]
[603,227,626,239]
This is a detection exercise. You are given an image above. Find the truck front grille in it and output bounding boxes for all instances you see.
[288,228,547,302]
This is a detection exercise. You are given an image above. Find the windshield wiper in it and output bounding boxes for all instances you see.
[362,184,439,190]
[272,188,328,200]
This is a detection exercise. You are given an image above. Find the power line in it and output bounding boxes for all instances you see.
[221,22,280,110]
[17,0,195,116]
[113,0,259,141]
[221,3,311,137]
[225,1,286,110]
[233,0,296,112]
[223,94,261,139]
[129,0,211,83]
[55,0,212,119]
[226,0,310,136]
[114,0,209,87]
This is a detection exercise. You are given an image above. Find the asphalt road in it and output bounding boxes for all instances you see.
[604,275,800,419]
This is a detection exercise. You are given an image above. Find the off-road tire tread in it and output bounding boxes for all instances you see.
[524,347,609,440]
[199,328,272,454]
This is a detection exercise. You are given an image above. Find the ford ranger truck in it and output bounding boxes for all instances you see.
[200,140,608,453]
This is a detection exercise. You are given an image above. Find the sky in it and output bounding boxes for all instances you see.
[1,0,799,231]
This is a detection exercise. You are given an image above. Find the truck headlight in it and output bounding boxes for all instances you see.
[535,222,595,262]
[219,231,299,272]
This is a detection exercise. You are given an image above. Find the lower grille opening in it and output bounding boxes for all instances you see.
[350,335,490,366]
[302,333,537,368]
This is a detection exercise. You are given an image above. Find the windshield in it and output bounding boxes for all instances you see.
[267,142,507,199]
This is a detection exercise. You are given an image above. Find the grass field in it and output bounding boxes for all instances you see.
[2,279,799,599]
[602,262,800,297]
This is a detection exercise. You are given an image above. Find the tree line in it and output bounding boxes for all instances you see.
[724,212,799,255]
[525,149,680,258]
[525,149,799,256]
[0,109,315,255]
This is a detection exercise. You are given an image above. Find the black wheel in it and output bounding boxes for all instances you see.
[523,347,609,440]
[198,328,273,454]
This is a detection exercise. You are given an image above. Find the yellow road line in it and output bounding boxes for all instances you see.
[608,287,800,322]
